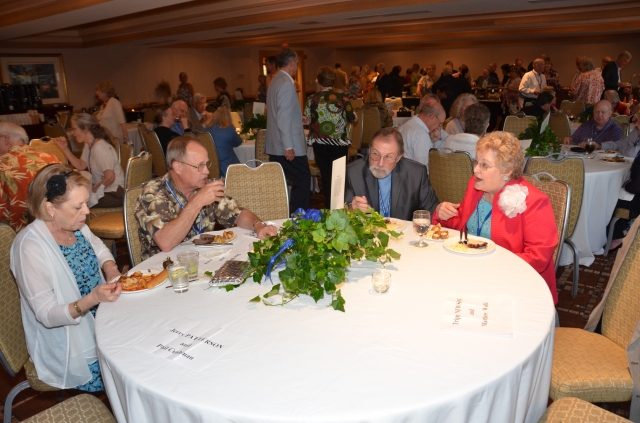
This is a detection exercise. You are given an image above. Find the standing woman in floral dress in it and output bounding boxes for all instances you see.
[304,66,358,209]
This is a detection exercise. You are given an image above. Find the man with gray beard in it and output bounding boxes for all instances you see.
[344,127,453,220]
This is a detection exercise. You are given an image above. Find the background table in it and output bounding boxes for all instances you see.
[234,139,255,164]
[558,146,632,266]
[97,222,555,423]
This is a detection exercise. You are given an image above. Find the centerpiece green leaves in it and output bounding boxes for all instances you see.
[519,119,561,157]
[245,208,401,311]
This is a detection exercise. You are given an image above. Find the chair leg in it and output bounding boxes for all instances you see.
[564,239,580,298]
[4,380,30,423]
[604,216,619,256]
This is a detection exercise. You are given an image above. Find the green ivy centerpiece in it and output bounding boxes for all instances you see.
[518,119,561,157]
[245,208,401,311]
[241,114,267,140]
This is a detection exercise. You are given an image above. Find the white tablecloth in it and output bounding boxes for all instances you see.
[96,221,555,423]
[234,140,255,164]
[569,121,580,135]
[558,146,632,266]
[392,116,412,127]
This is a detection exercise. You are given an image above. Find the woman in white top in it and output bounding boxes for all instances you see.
[445,93,479,135]
[95,80,127,144]
[10,164,122,390]
[54,113,125,207]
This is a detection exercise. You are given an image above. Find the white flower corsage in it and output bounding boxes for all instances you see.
[498,184,529,218]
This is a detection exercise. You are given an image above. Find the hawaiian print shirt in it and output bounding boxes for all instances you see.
[135,173,242,260]
[305,89,357,147]
[0,145,59,232]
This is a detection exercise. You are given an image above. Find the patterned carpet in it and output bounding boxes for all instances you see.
[0,193,629,420]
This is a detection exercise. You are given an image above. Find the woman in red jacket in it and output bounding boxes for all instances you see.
[434,132,559,304]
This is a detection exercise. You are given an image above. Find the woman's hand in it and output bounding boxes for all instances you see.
[52,136,70,152]
[435,202,459,220]
[92,281,122,303]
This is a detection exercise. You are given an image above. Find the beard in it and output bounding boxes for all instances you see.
[369,164,391,179]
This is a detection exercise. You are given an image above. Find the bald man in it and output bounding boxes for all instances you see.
[518,58,547,109]
[398,102,447,172]
[564,100,623,145]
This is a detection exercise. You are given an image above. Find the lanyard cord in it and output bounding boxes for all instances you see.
[164,180,203,235]
[474,199,492,237]
[86,138,96,174]
[591,120,612,141]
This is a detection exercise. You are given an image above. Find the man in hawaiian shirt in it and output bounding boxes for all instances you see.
[0,122,60,232]
[135,134,276,260]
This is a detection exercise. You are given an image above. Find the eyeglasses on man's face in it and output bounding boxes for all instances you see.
[370,150,398,164]
[179,161,212,172]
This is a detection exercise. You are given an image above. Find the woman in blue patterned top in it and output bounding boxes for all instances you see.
[11,164,122,391]
[304,66,358,208]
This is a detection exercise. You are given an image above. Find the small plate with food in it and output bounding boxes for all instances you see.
[595,150,618,158]
[424,223,452,241]
[600,156,629,163]
[119,270,168,294]
[192,230,236,247]
[385,218,407,231]
[443,235,496,256]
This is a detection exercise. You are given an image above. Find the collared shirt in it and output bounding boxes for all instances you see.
[377,173,392,217]
[571,70,605,105]
[518,70,547,107]
[601,127,640,158]
[0,145,60,232]
[398,115,448,171]
[135,173,242,260]
[170,120,185,135]
[571,119,623,145]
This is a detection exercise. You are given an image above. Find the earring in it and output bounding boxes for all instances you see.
[502,176,509,181]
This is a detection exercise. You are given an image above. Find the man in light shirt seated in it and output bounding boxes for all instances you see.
[169,100,189,135]
[595,127,640,158]
[563,100,623,145]
[443,103,490,158]
[187,93,211,131]
[397,103,448,171]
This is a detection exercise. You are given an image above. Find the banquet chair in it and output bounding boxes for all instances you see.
[109,136,121,163]
[549,223,640,406]
[548,113,572,140]
[428,149,473,204]
[503,115,537,137]
[124,184,146,267]
[142,129,167,176]
[349,98,364,109]
[43,123,69,142]
[348,108,364,161]
[604,206,632,256]
[29,138,67,164]
[120,142,132,174]
[21,394,116,423]
[612,115,630,137]
[225,161,289,221]
[523,173,570,271]
[142,108,156,124]
[0,224,60,423]
[88,152,153,257]
[525,155,584,297]
[361,106,382,150]
[255,129,269,163]
[137,122,149,152]
[194,131,221,178]
[56,110,71,129]
[538,397,630,423]
[560,100,586,117]
[632,74,640,88]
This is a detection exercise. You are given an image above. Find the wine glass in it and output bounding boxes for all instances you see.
[585,138,596,158]
[412,210,431,248]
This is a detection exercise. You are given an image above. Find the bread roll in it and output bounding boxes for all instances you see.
[145,269,168,289]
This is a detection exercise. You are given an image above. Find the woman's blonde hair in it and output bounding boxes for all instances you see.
[364,87,383,104]
[27,164,91,221]
[207,107,232,129]
[476,131,524,180]
[95,80,116,98]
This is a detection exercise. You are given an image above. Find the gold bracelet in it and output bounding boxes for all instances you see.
[102,260,116,271]
[72,301,83,316]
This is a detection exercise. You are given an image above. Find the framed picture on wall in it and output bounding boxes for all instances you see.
[0,54,69,105]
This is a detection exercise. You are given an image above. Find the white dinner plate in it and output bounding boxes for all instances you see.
[599,157,631,163]
[385,219,407,231]
[119,274,168,294]
[443,235,496,256]
[191,231,237,247]
[594,150,617,158]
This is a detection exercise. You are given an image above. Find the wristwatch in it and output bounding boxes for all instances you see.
[72,301,84,316]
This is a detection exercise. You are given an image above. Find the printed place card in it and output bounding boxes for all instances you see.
[441,292,513,337]
[134,318,247,371]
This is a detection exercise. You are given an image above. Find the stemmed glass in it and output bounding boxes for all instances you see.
[412,210,431,248]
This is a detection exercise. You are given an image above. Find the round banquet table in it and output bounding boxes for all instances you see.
[558,146,632,266]
[96,220,555,423]
[234,139,255,165]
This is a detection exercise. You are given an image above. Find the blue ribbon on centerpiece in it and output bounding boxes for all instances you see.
[265,238,296,284]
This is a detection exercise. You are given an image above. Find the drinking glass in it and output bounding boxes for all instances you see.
[585,138,596,158]
[177,251,199,281]
[372,269,391,294]
[168,264,189,293]
[412,210,431,248]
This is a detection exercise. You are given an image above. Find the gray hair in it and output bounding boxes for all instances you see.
[419,93,441,108]
[71,113,109,141]
[166,134,200,169]
[193,93,206,104]
[0,122,28,144]
[417,104,442,117]
[277,48,297,69]
[449,93,478,119]
[463,103,490,135]
[619,51,632,61]
[604,90,621,104]
[582,57,596,71]
[442,66,453,76]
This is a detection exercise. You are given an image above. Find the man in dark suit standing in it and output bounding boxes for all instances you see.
[345,127,455,221]
[265,48,311,214]
[602,51,632,99]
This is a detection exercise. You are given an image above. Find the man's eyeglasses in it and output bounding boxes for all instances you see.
[472,160,497,171]
[370,151,398,164]
[178,161,212,172]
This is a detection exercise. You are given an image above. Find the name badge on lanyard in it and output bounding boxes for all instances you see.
[164,180,203,235]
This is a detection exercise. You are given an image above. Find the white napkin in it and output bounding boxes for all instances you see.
[89,185,105,207]
[619,186,635,202]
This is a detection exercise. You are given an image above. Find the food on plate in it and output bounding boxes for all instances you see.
[385,218,398,230]
[119,270,168,291]
[425,223,450,240]
[600,156,626,163]
[162,256,174,269]
[600,150,617,154]
[467,241,488,249]
[194,231,235,245]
